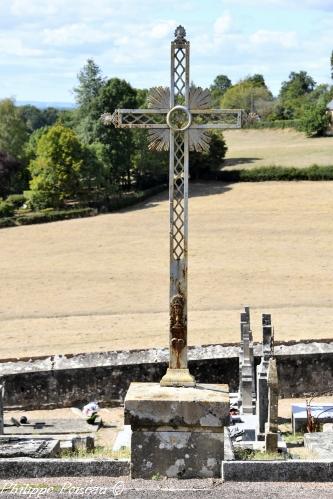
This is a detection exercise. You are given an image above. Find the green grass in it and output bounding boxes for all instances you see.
[282,432,304,445]
[60,446,130,460]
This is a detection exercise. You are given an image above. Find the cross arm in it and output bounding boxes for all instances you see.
[101,109,169,129]
[190,109,243,129]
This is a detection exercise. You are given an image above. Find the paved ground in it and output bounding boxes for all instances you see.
[223,129,333,169]
[0,477,331,498]
[1,181,333,358]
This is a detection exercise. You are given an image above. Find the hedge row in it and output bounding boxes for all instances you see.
[0,207,97,229]
[0,185,167,229]
[213,165,333,182]
[244,119,301,130]
[90,183,167,211]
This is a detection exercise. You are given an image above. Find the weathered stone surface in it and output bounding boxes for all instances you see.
[0,438,60,458]
[222,460,333,482]
[0,341,332,411]
[125,383,229,428]
[0,434,95,451]
[304,432,333,459]
[131,430,224,479]
[0,458,129,478]
[265,432,278,453]
[126,382,229,479]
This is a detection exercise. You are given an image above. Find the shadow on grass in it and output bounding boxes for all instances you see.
[223,157,262,167]
[119,181,233,213]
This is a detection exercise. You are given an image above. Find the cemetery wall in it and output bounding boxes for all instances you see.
[0,340,332,410]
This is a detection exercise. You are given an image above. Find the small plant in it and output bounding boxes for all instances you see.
[282,432,304,445]
[151,472,162,480]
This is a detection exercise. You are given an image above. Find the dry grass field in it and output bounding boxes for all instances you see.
[1,179,333,359]
[223,129,333,169]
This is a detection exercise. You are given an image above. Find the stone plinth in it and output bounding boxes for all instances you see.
[125,382,229,479]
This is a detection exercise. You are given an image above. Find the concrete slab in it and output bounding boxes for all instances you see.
[222,460,333,482]
[4,418,100,435]
[0,438,60,458]
[304,432,333,459]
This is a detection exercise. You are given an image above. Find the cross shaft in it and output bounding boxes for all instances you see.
[102,26,242,387]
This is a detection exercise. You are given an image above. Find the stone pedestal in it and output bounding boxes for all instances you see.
[125,382,229,479]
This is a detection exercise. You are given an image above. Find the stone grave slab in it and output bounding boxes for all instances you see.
[0,438,60,458]
[0,434,94,451]
[304,432,333,459]
[291,404,333,433]
[4,418,100,435]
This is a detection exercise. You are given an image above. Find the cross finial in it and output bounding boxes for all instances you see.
[174,25,186,42]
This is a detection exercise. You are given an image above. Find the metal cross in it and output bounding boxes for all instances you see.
[102,26,242,387]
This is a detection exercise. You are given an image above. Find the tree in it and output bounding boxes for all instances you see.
[73,59,105,113]
[0,151,21,198]
[244,74,267,88]
[298,103,330,137]
[210,75,232,107]
[19,105,59,133]
[280,71,316,99]
[0,98,28,160]
[220,80,273,116]
[29,124,102,208]
[190,132,227,179]
[94,78,139,189]
[331,50,333,80]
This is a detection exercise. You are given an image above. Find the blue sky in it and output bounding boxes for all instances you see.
[0,0,332,103]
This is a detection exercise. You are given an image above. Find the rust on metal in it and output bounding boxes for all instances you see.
[170,294,186,369]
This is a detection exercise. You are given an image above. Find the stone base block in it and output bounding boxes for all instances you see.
[125,382,229,479]
[131,430,224,479]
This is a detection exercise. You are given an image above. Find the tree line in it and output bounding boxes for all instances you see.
[0,54,332,212]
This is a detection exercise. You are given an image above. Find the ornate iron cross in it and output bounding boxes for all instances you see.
[102,26,242,387]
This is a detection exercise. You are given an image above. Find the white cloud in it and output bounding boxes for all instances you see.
[151,21,176,39]
[250,30,298,49]
[223,0,333,10]
[42,24,111,47]
[0,34,43,57]
[214,14,232,37]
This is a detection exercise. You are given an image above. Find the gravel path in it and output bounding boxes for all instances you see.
[0,477,332,498]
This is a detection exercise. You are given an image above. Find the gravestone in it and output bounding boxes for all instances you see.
[0,381,4,435]
[265,358,279,452]
[104,26,242,479]
[238,307,255,414]
[256,314,273,438]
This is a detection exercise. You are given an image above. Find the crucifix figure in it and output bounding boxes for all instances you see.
[102,25,242,387]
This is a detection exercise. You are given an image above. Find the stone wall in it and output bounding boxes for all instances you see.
[0,340,332,410]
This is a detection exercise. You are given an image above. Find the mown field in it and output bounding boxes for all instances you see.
[223,129,333,169]
[1,175,333,358]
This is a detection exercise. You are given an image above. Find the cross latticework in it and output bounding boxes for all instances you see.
[102,25,242,387]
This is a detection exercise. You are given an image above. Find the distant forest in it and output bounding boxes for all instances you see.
[0,54,332,214]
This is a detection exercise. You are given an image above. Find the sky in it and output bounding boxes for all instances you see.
[0,0,332,104]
